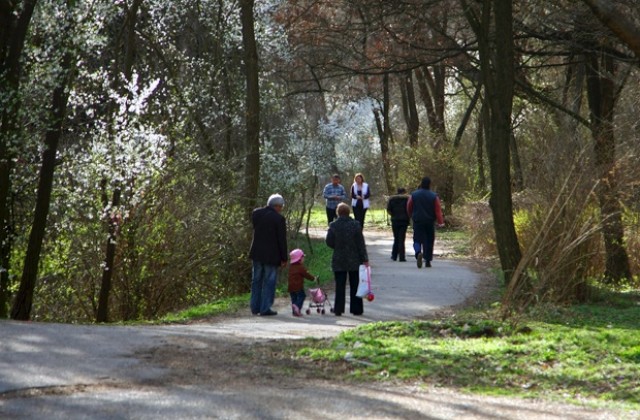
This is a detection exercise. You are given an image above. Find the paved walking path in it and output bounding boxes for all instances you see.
[2,230,632,419]
[0,229,481,392]
[0,229,491,419]
[194,228,482,339]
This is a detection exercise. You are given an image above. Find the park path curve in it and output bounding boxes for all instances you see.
[0,229,481,395]
[2,230,633,419]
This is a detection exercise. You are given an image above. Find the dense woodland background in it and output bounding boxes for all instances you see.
[0,0,638,323]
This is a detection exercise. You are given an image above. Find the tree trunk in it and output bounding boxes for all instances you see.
[510,132,524,192]
[11,54,73,319]
[373,74,394,195]
[96,0,143,322]
[585,50,631,284]
[476,97,489,193]
[96,185,121,323]
[464,0,522,280]
[240,0,260,216]
[415,65,455,216]
[581,0,640,59]
[0,0,39,318]
[399,71,419,147]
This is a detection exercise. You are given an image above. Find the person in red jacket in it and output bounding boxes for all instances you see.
[406,177,444,268]
[288,249,316,317]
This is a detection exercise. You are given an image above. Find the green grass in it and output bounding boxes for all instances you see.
[298,295,640,409]
[159,237,334,322]
[292,207,391,230]
[160,295,249,323]
[159,223,640,410]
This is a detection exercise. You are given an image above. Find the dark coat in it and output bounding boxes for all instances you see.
[386,194,409,223]
[326,216,368,272]
[249,206,288,266]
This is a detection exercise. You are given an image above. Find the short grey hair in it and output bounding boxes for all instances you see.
[267,194,285,208]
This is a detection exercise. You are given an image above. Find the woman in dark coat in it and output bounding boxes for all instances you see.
[326,203,369,316]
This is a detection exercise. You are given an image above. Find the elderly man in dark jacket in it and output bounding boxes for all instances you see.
[326,203,369,316]
[249,194,288,316]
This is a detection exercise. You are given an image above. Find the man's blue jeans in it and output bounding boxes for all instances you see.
[251,261,278,314]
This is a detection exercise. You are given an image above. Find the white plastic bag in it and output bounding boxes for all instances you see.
[356,264,371,298]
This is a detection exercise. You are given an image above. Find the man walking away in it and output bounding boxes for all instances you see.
[407,177,444,268]
[386,187,410,262]
[249,194,288,315]
[322,174,346,226]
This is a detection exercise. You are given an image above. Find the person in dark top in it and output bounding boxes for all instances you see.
[249,194,288,316]
[326,203,369,316]
[386,187,410,262]
[406,177,444,268]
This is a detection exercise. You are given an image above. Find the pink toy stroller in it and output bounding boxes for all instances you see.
[306,278,334,315]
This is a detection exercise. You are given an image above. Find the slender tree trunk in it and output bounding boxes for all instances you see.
[11,53,73,319]
[0,0,39,318]
[415,65,455,216]
[373,74,394,195]
[464,0,521,280]
[96,183,121,323]
[240,0,260,216]
[399,71,419,147]
[476,97,489,193]
[96,0,143,322]
[510,132,524,191]
[585,51,631,284]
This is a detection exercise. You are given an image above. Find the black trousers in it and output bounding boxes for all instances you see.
[333,270,363,315]
[391,221,409,260]
[326,207,337,226]
[353,203,367,228]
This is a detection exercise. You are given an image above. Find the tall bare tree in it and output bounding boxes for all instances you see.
[463,0,522,280]
[585,47,632,283]
[240,0,260,216]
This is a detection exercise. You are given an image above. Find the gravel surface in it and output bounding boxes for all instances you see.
[1,230,637,419]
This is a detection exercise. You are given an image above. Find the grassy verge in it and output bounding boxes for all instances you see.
[159,236,333,323]
[297,291,640,410]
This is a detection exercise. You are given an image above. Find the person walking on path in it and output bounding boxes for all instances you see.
[249,194,288,316]
[350,173,371,228]
[326,203,369,316]
[323,174,346,226]
[386,187,410,262]
[407,177,444,268]
[288,248,316,317]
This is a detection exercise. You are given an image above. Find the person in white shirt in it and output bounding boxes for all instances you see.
[350,173,370,229]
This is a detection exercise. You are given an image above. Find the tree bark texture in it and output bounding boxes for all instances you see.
[399,71,419,147]
[415,65,455,216]
[581,0,640,60]
[464,0,522,280]
[585,51,631,283]
[11,57,73,320]
[240,0,260,216]
[0,0,39,318]
[373,74,394,195]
